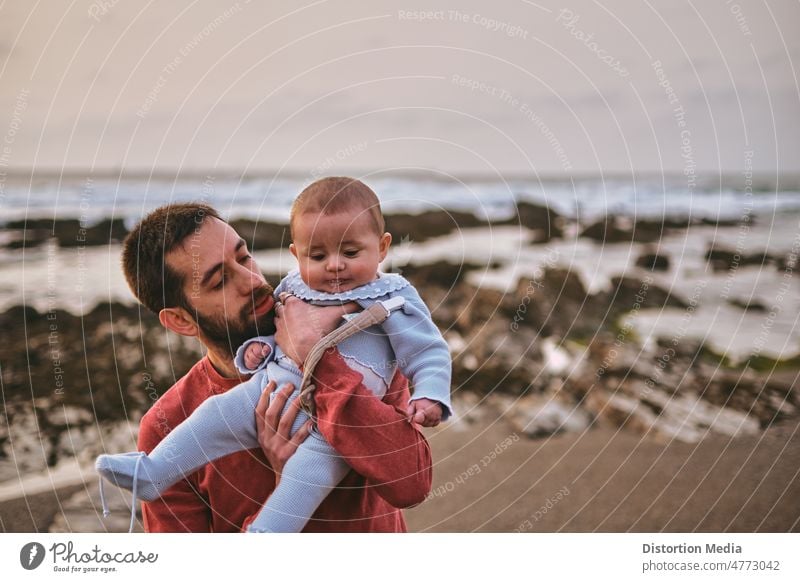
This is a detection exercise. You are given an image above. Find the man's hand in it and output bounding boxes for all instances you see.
[274,292,359,364]
[254,380,311,484]
[406,398,444,427]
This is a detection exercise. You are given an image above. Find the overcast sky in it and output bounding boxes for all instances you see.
[1,0,798,177]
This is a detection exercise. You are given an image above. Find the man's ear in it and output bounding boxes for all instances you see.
[158,307,199,338]
[378,232,392,261]
[289,243,298,259]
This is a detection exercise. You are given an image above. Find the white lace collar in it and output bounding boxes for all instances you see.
[280,269,410,302]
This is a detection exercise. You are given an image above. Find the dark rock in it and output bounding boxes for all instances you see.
[580,216,699,244]
[3,218,128,248]
[450,316,545,396]
[704,244,779,272]
[6,218,59,230]
[399,260,500,290]
[656,336,704,360]
[504,267,676,340]
[702,372,800,428]
[580,216,659,243]
[635,252,670,271]
[237,203,563,250]
[579,217,628,243]
[384,210,484,243]
[588,335,655,380]
[449,286,507,333]
[584,379,760,443]
[659,217,694,229]
[563,276,689,345]
[607,276,688,310]
[66,218,128,247]
[540,267,587,303]
[636,217,697,240]
[701,216,755,228]
[451,359,535,396]
[3,228,50,249]
[229,219,290,251]
[0,302,201,422]
[728,298,768,312]
[776,252,798,272]
[496,201,564,241]
[504,267,596,338]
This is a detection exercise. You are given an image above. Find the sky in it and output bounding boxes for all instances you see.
[0,0,798,177]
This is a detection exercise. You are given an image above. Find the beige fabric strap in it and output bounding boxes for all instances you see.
[298,302,393,417]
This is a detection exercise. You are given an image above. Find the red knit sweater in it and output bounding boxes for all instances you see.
[138,350,432,532]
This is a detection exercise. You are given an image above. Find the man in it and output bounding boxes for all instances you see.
[122,203,432,532]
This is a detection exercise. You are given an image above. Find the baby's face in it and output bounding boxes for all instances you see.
[290,211,391,293]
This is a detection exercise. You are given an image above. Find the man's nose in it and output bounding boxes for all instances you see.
[240,262,265,293]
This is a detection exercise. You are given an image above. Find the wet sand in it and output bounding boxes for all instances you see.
[405,417,800,532]
[0,484,85,533]
[2,417,797,533]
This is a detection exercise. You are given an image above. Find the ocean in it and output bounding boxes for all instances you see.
[2,173,800,225]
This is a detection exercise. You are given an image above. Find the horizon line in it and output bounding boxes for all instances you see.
[3,167,798,184]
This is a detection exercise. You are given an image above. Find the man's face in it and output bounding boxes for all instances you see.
[166,217,275,356]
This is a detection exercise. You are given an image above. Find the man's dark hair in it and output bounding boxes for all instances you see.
[121,203,222,315]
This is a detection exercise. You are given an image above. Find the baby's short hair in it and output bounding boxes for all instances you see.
[290,177,385,239]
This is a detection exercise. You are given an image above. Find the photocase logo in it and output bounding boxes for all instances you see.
[20,542,46,570]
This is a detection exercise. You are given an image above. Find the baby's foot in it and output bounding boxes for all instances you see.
[95,452,171,502]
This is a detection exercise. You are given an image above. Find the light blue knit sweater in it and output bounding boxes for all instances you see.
[239,270,452,414]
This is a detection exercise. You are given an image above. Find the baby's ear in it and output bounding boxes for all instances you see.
[379,232,392,260]
[289,243,298,259]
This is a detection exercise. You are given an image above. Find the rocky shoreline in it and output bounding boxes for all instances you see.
[2,254,797,482]
[1,203,798,531]
[1,202,769,250]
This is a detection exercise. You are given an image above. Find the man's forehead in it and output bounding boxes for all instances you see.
[167,218,239,266]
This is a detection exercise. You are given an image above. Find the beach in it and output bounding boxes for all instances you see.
[2,411,798,533]
[407,414,800,532]
[1,175,799,532]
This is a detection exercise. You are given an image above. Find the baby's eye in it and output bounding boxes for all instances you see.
[310,254,325,261]
[343,249,359,258]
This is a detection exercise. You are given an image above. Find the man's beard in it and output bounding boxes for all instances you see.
[192,285,276,360]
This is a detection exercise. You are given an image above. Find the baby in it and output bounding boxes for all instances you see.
[96,177,452,532]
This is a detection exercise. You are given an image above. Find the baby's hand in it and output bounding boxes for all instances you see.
[406,398,443,427]
[244,341,271,371]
